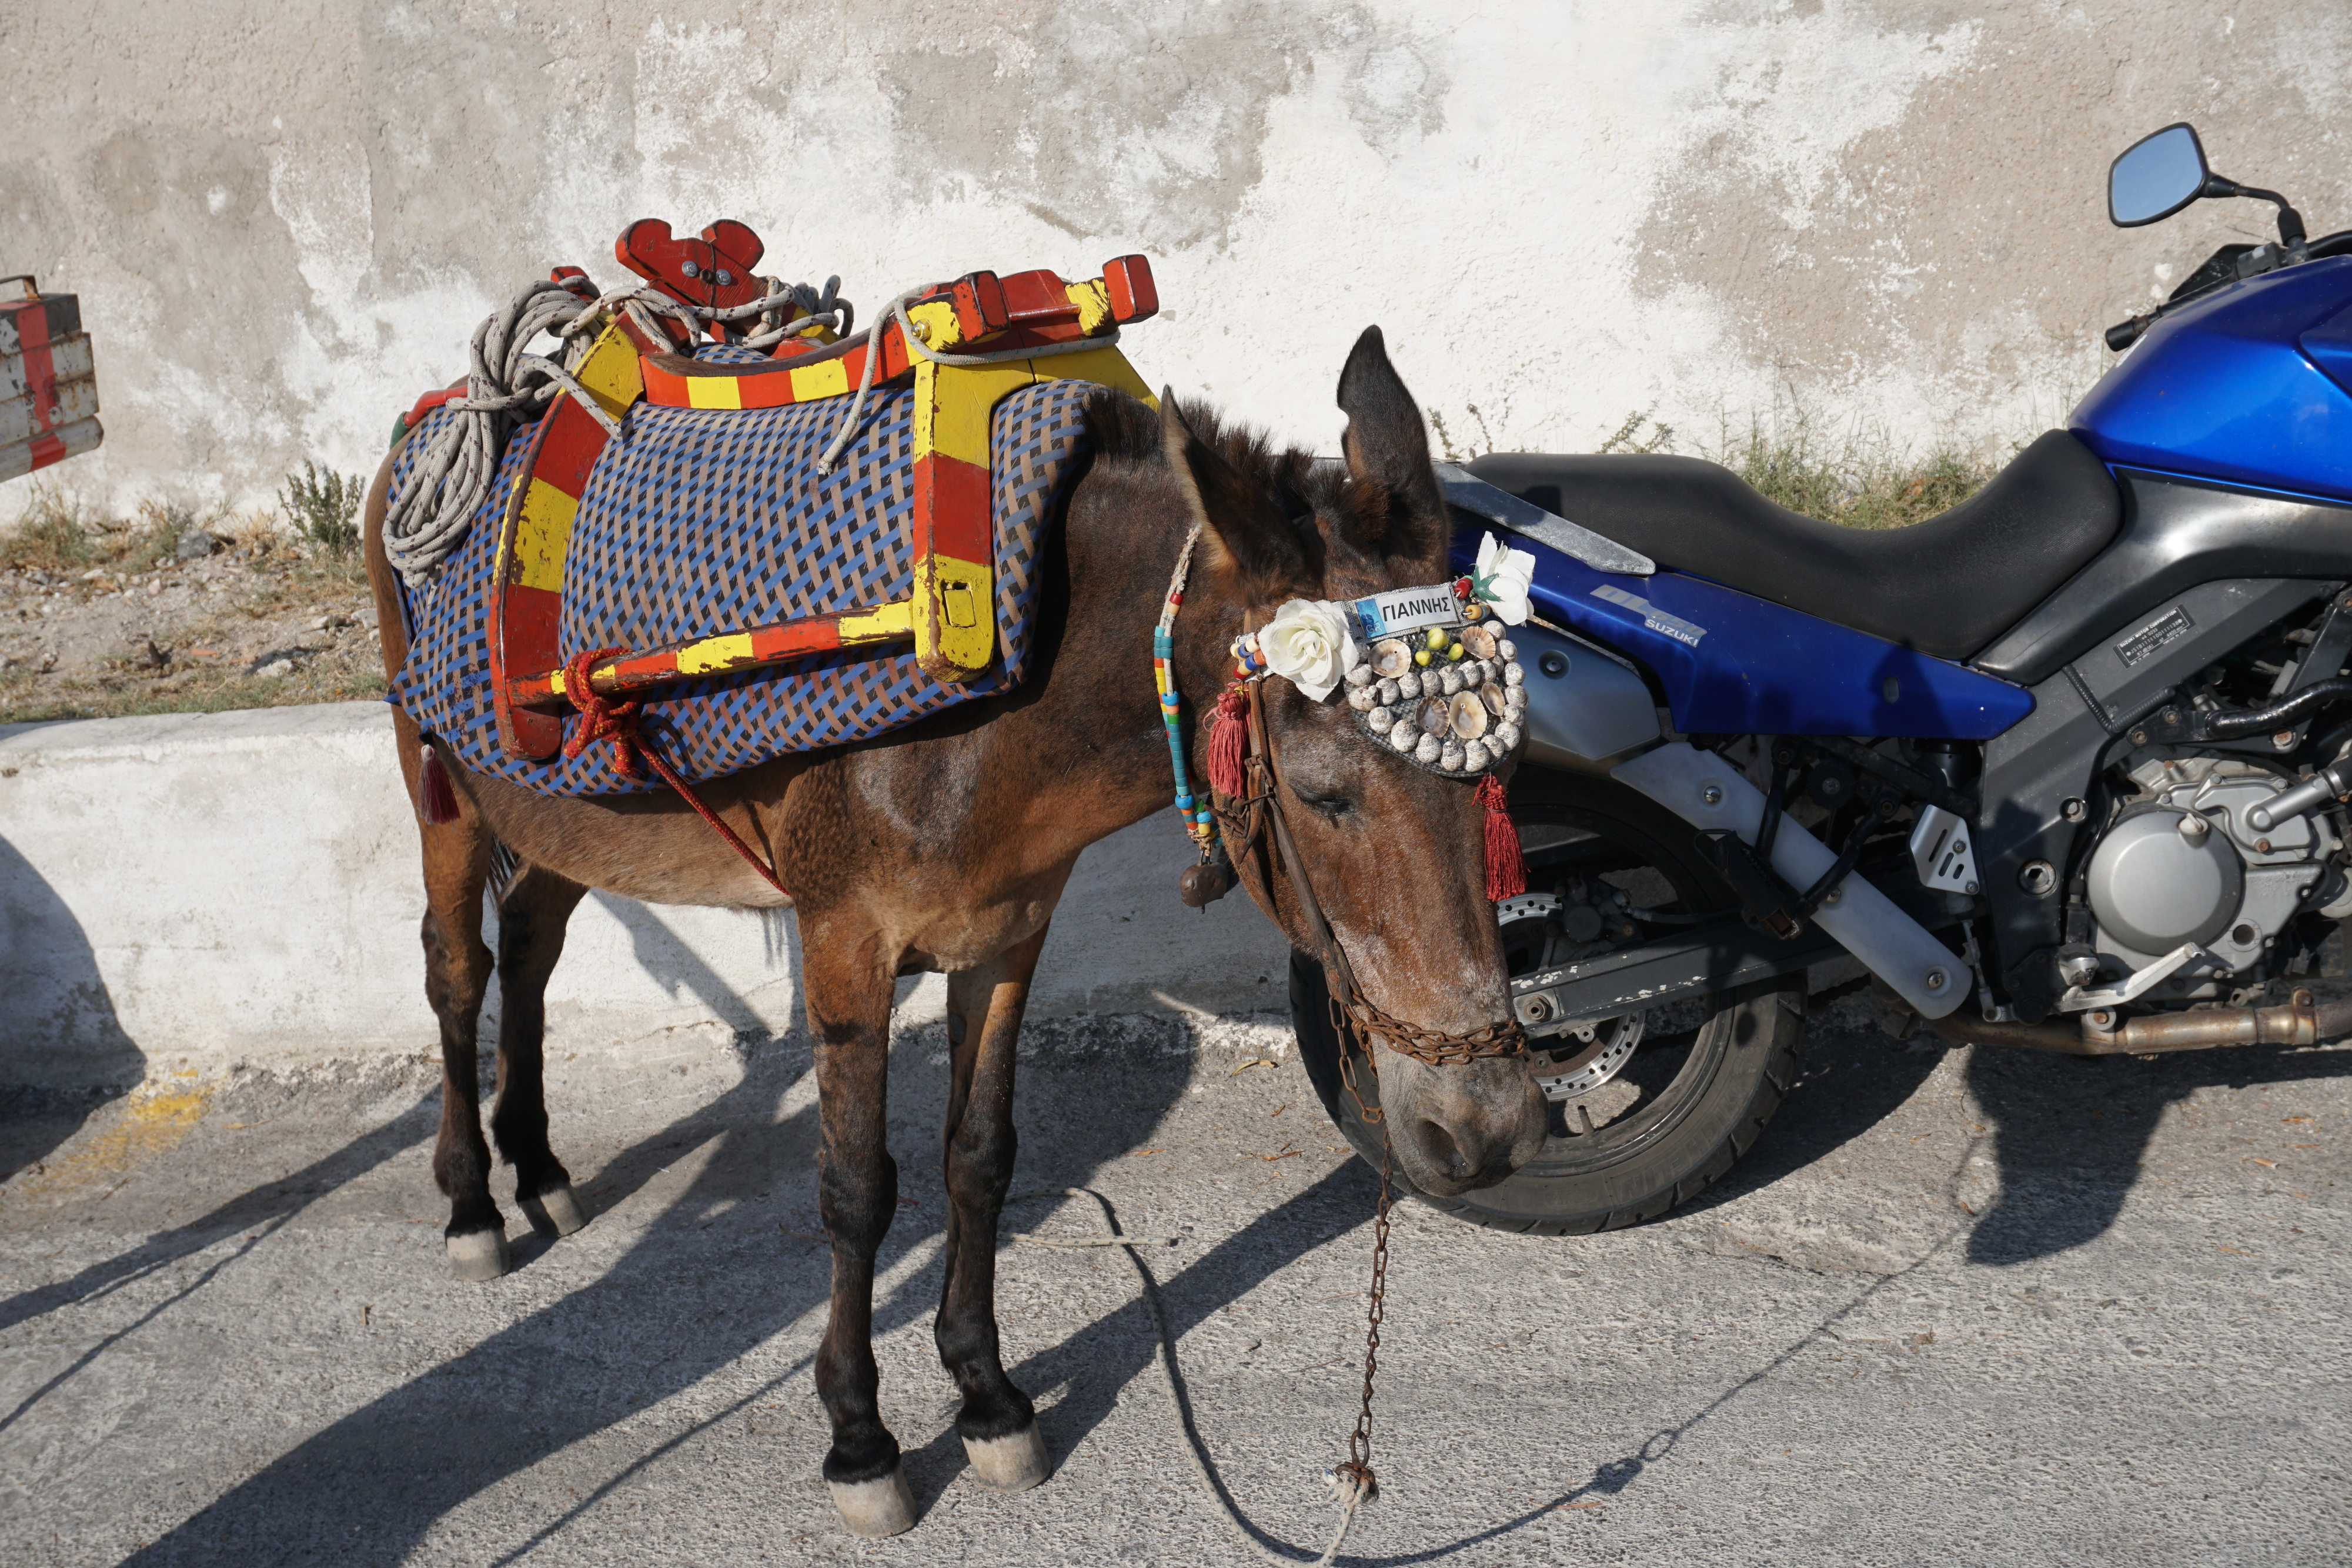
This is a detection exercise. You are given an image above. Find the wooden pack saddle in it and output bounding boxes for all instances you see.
[476,219,1160,763]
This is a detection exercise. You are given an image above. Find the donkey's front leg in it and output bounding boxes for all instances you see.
[804,927,917,1537]
[937,925,1053,1492]
[489,862,591,1239]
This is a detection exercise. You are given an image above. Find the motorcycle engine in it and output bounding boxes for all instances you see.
[2077,755,2349,1001]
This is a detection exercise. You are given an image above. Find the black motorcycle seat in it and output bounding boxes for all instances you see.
[1466,430,2122,661]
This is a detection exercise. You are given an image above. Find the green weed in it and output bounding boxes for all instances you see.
[279,462,363,555]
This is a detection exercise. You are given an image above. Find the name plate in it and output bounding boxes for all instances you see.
[1347,584,1461,641]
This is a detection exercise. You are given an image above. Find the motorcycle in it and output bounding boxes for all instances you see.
[1294,122,2352,1232]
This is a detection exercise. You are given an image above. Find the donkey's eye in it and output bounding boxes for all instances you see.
[1291,786,1353,820]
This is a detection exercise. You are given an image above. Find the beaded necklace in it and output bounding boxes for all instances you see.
[1152,525,1220,851]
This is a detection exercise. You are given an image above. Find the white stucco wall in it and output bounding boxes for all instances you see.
[0,704,1291,1088]
[6,1,2347,511]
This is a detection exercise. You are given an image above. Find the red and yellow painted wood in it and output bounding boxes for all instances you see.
[1,277,102,483]
[487,317,643,759]
[483,227,1160,760]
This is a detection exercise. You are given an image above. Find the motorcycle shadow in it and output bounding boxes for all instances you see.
[1960,1036,2352,1265]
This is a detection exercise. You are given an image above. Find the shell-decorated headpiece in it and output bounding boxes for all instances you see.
[1231,532,1536,778]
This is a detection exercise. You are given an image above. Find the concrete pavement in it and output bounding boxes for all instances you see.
[2,995,2347,1566]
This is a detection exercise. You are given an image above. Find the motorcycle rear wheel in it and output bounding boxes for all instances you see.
[1290,770,1806,1235]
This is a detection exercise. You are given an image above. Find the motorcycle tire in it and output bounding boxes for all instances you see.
[1290,768,1806,1235]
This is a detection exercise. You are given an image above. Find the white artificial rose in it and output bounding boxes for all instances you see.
[1259,598,1360,701]
[1473,531,1536,626]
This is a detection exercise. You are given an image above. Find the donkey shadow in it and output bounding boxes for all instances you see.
[116,998,1220,1563]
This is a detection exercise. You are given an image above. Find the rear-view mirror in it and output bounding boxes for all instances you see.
[2110,123,2210,228]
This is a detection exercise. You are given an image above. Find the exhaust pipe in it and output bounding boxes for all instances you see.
[1926,988,2352,1056]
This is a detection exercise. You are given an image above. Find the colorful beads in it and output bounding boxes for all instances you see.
[1156,528,1219,851]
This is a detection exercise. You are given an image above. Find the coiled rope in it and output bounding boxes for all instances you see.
[1010,1188,1374,1566]
[382,274,853,586]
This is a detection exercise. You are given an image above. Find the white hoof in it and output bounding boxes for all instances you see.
[446,1229,510,1281]
[520,1183,589,1237]
[828,1466,917,1537]
[963,1424,1051,1492]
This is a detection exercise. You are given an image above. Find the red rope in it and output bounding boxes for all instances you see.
[559,647,793,900]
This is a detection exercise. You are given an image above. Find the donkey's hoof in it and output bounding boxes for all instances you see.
[446,1229,511,1281]
[963,1423,1051,1492]
[520,1183,589,1238]
[828,1466,917,1537]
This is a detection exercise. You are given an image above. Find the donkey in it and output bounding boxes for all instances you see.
[363,326,1545,1536]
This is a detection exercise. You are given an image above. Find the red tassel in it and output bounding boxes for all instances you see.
[1479,775,1526,902]
[417,746,461,826]
[1207,688,1251,800]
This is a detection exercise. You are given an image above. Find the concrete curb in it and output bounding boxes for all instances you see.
[0,703,1291,1089]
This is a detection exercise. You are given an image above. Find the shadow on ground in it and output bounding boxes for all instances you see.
[0,834,144,1178]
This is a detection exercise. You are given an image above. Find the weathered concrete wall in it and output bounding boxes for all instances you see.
[5,1,2347,510]
[0,703,1290,1088]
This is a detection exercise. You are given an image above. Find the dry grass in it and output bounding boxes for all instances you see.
[0,663,386,727]
[1705,413,1994,530]
[1431,401,2000,529]
[1,478,380,727]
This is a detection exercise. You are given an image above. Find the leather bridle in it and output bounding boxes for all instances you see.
[1213,657,1526,1109]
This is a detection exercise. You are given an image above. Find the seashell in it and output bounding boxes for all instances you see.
[1460,624,1498,660]
[1397,670,1422,700]
[1367,704,1394,733]
[1505,685,1527,714]
[1438,666,1463,696]
[1441,738,1466,771]
[1463,738,1490,771]
[1415,731,1442,764]
[1425,627,1451,653]
[1377,677,1400,705]
[1371,638,1414,678]
[1494,720,1522,754]
[1414,648,1433,667]
[1481,684,1508,716]
[1418,697,1451,735]
[1496,638,1518,662]
[1449,691,1489,740]
[1347,685,1376,712]
[1344,663,1374,688]
[1502,660,1525,688]
[1461,660,1484,688]
[1389,720,1418,753]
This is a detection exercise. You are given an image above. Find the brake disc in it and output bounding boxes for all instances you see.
[1496,890,1646,1103]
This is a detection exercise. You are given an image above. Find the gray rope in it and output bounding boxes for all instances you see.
[382,279,592,586]
[811,292,1122,474]
[1008,1188,1372,1566]
[385,273,855,586]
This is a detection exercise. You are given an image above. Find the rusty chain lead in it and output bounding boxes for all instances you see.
[1333,1125,1394,1504]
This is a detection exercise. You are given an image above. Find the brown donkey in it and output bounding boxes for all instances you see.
[364,326,1544,1536]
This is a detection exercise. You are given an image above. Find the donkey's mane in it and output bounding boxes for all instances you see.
[1083,388,1344,523]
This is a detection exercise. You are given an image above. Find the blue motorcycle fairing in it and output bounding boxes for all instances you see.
[1446,533,2036,741]
[2071,256,2352,504]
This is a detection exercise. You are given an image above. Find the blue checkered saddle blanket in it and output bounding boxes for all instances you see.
[386,367,1095,797]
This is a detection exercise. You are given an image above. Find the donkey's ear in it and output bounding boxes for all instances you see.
[1162,390,1309,604]
[1334,326,1448,570]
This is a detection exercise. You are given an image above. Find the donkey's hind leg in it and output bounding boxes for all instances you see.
[937,925,1053,1492]
[403,721,506,1281]
[489,861,592,1239]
